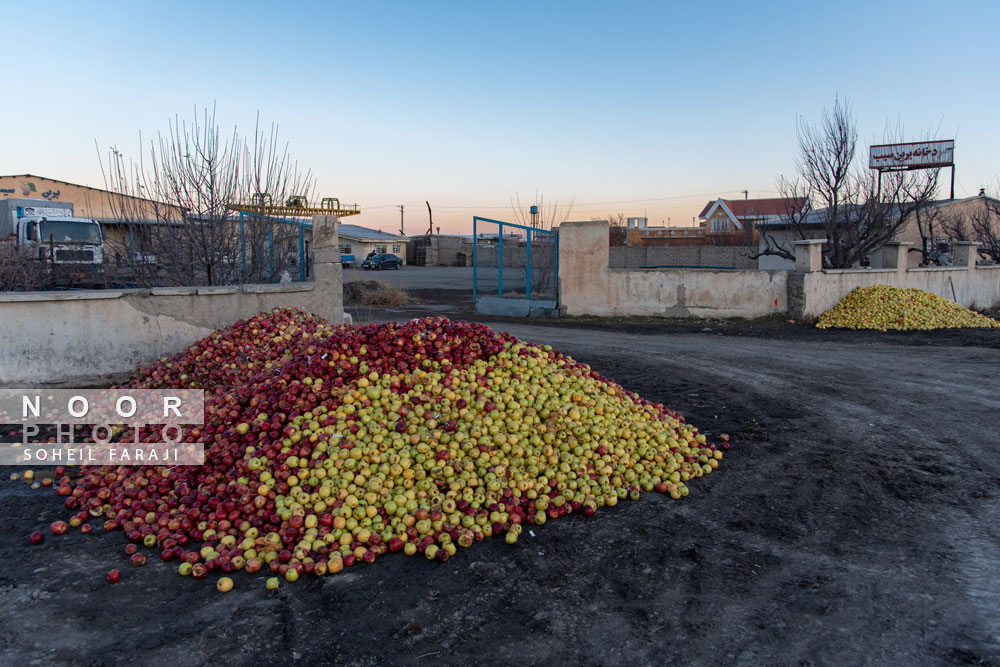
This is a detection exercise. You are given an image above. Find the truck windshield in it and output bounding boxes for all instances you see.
[39,221,102,244]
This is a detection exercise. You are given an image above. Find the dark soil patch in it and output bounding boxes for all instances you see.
[1,322,998,666]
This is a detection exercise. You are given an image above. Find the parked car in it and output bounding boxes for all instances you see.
[340,254,355,268]
[361,253,403,270]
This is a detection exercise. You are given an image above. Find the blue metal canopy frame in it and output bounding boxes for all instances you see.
[237,211,313,283]
[472,216,558,305]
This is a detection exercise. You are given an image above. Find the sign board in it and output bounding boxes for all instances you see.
[21,206,71,218]
[869,140,954,171]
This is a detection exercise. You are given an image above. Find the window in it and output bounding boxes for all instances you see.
[339,243,352,254]
[375,244,387,254]
[391,244,401,254]
[711,217,729,233]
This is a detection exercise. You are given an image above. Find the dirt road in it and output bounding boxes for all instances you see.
[1,321,998,665]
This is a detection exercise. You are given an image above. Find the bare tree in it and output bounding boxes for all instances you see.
[509,190,575,230]
[755,99,939,268]
[0,245,48,291]
[100,105,314,286]
[591,213,628,245]
[942,194,1000,265]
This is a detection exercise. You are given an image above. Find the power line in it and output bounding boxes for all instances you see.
[359,189,786,212]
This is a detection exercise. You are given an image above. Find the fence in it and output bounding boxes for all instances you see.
[472,218,558,316]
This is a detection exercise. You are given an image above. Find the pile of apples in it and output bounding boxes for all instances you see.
[47,309,725,586]
[816,285,1000,331]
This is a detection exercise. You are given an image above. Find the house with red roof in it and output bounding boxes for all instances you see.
[698,197,809,234]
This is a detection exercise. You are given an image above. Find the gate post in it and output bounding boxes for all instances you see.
[311,214,345,324]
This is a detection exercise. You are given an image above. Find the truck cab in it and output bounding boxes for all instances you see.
[1,200,104,265]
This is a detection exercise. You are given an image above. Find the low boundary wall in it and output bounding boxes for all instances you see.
[559,222,1000,321]
[789,239,1000,318]
[559,222,788,318]
[0,215,345,387]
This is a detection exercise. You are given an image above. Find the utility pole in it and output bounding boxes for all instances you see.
[741,189,749,200]
[426,201,433,235]
[398,205,404,236]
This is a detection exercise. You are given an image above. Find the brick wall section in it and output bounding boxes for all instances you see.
[609,246,757,269]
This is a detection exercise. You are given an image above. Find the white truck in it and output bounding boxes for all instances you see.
[0,199,104,266]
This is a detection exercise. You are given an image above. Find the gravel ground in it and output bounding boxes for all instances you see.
[1,312,998,666]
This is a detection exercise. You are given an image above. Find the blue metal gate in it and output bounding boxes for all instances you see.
[472,216,559,317]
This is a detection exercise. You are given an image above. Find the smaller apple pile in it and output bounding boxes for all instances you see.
[816,285,1000,331]
[44,309,726,585]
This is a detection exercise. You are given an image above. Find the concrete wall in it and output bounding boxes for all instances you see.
[609,245,757,270]
[558,223,1000,321]
[0,215,344,387]
[559,221,788,318]
[790,241,1000,318]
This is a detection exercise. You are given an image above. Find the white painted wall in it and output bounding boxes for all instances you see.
[796,266,1000,318]
[560,221,1000,321]
[559,221,789,319]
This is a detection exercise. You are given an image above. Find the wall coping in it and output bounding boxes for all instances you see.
[0,290,125,303]
[0,282,317,303]
[821,268,897,275]
[908,266,971,273]
[610,267,760,274]
[242,283,314,294]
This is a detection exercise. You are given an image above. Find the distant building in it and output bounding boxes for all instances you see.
[698,197,809,234]
[614,197,806,247]
[0,173,185,257]
[338,224,409,264]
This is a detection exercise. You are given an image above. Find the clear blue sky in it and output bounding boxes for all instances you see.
[3,0,997,233]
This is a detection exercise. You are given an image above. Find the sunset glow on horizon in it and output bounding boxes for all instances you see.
[2,1,997,235]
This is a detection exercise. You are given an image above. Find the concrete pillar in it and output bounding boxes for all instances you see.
[311,214,345,324]
[952,241,979,269]
[557,221,610,315]
[881,242,910,272]
[794,239,825,273]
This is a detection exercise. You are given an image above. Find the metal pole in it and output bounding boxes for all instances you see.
[298,227,305,282]
[472,217,477,303]
[554,231,559,306]
[525,230,532,301]
[268,227,274,278]
[951,165,956,200]
[240,212,246,283]
[498,222,504,297]
[399,205,404,235]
